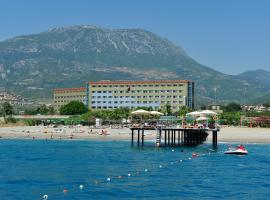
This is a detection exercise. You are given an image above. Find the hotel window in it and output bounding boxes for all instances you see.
[103,91,107,93]
[137,96,141,98]
[103,96,107,99]
[137,101,141,104]
[108,96,112,98]
[104,85,107,88]
[179,101,182,103]
[92,106,96,109]
[167,90,171,93]
[92,85,96,87]
[173,101,177,103]
[120,101,124,103]
[173,96,177,98]
[97,96,101,99]
[97,91,101,93]
[108,101,112,104]
[155,101,159,103]
[155,96,159,98]
[109,106,113,108]
[114,101,118,104]
[161,96,165,98]
[125,101,129,103]
[103,101,106,103]
[143,101,147,103]
[143,90,147,93]
[120,91,123,93]
[114,96,117,98]
[143,96,147,98]
[97,101,101,103]
[161,101,165,104]
[92,91,95,93]
[131,91,136,93]
[167,96,172,98]
[92,101,95,104]
[98,106,102,109]
[131,101,135,104]
[167,101,171,104]
[98,85,101,87]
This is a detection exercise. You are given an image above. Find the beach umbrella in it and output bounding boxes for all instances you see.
[186,111,201,116]
[196,116,208,121]
[150,111,164,116]
[200,110,217,115]
[131,109,150,115]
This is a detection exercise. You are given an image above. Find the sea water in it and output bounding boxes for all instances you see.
[0,140,270,200]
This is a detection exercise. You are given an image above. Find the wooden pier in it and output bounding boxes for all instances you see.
[131,127,219,148]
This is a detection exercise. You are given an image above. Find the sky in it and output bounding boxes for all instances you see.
[0,0,269,75]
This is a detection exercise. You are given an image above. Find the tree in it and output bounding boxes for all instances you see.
[2,102,13,117]
[59,101,88,115]
[165,104,172,115]
[36,104,49,115]
[178,106,191,116]
[224,102,242,112]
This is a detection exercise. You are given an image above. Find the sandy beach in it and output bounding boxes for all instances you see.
[0,125,269,144]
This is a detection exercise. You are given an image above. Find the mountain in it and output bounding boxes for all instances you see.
[251,93,270,104]
[237,69,270,86]
[0,25,269,105]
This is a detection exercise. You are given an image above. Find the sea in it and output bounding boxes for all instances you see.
[0,139,270,200]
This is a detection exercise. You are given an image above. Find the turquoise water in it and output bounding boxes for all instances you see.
[0,140,270,200]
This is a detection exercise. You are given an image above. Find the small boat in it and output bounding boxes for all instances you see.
[224,145,248,155]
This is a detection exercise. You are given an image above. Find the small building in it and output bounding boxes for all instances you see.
[53,87,86,111]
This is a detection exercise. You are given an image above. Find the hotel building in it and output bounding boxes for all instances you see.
[53,87,86,111]
[53,80,194,112]
[86,80,194,112]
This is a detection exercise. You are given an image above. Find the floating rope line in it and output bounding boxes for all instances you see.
[40,148,215,199]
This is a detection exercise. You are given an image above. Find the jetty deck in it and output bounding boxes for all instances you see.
[130,127,219,148]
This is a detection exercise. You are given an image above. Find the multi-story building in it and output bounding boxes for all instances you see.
[86,80,194,112]
[53,87,86,111]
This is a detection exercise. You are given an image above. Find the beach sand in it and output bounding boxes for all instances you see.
[0,125,269,144]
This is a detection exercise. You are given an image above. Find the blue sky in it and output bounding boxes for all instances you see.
[0,0,269,74]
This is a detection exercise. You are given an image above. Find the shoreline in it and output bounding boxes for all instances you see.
[0,126,270,144]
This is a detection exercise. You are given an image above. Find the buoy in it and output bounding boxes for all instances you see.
[42,194,48,200]
[117,175,123,179]
[159,164,162,168]
[107,177,111,182]
[63,188,67,193]
[94,180,99,184]
[170,162,174,165]
[180,160,183,162]
[79,184,83,189]
[144,169,148,172]
[172,149,175,152]
[188,157,191,160]
[192,153,199,158]
[128,173,131,177]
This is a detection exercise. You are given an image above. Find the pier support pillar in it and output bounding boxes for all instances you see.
[131,129,134,147]
[212,130,217,148]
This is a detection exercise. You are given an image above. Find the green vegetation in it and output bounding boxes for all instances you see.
[59,101,88,115]
[25,104,55,115]
[0,102,16,124]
